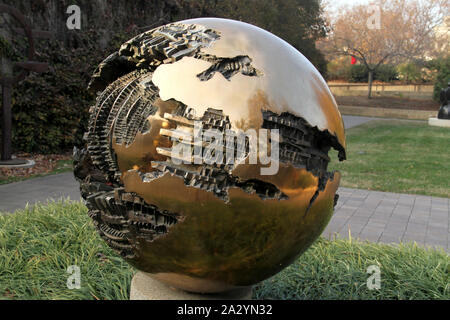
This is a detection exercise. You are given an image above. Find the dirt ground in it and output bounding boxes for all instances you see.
[0,153,72,182]
[334,96,440,111]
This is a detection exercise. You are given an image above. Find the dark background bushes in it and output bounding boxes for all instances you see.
[1,0,329,154]
[12,36,101,153]
[348,64,399,83]
[426,56,450,101]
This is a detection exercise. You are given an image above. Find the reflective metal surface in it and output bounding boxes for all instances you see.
[74,18,346,293]
[155,18,346,150]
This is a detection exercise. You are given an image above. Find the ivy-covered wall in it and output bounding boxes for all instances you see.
[0,0,328,154]
[2,0,199,153]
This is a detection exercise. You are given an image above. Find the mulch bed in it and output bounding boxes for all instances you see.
[0,153,72,181]
[335,96,440,111]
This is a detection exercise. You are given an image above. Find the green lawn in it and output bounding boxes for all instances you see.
[329,120,450,198]
[0,200,448,300]
[0,160,73,185]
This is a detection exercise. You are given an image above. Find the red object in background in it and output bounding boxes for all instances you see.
[351,56,357,65]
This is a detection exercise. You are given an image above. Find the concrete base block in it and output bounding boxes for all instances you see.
[130,272,253,300]
[428,117,450,127]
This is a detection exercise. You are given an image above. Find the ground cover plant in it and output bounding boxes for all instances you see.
[0,200,448,300]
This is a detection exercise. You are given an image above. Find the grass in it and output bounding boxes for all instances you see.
[0,200,448,300]
[329,120,450,198]
[0,200,132,300]
[254,236,449,300]
[0,160,73,185]
[50,160,73,174]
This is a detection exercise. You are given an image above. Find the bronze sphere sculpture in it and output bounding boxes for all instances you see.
[74,18,346,293]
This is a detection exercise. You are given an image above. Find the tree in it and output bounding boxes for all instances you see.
[319,0,448,98]
[182,0,329,75]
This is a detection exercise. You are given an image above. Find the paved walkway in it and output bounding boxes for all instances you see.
[342,115,375,129]
[0,172,81,213]
[324,188,449,251]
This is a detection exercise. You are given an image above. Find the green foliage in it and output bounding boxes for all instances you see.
[348,64,398,83]
[0,200,448,299]
[0,36,19,61]
[375,64,399,82]
[397,62,423,83]
[426,56,450,101]
[11,42,93,153]
[11,31,131,154]
[328,58,428,84]
[0,201,133,300]
[326,58,352,81]
[255,237,449,300]
[349,64,368,82]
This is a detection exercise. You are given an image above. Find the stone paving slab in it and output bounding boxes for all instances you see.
[323,187,449,252]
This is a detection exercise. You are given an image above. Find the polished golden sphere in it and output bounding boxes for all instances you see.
[75,18,346,293]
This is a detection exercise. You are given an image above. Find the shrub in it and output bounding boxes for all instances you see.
[348,64,398,83]
[10,32,131,154]
[11,42,94,153]
[397,62,423,83]
[326,58,352,81]
[375,64,399,82]
[349,64,368,82]
[427,56,450,101]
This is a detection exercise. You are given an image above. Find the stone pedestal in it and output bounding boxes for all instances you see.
[130,272,253,300]
[428,117,450,128]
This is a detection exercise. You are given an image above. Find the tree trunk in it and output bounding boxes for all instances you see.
[368,70,374,99]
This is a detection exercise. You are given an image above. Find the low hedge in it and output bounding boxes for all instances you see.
[8,31,131,154]
[349,64,399,83]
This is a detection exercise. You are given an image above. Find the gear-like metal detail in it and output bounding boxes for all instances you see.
[88,23,220,93]
[195,54,262,81]
[74,147,180,259]
[87,70,157,179]
[75,19,346,293]
[120,23,220,66]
